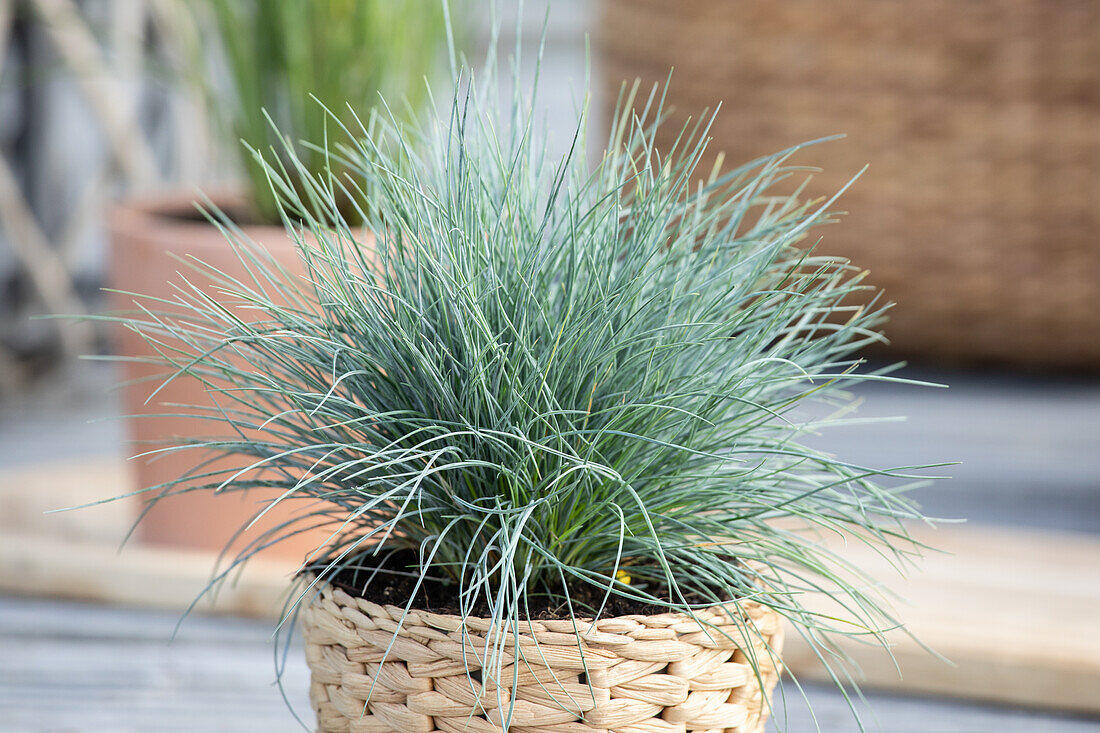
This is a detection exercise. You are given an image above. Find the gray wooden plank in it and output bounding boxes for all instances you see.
[1,596,309,732]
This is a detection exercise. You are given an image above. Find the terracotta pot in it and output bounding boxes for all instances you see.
[303,581,783,733]
[108,191,336,562]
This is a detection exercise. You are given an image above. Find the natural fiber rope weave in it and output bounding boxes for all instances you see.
[303,583,783,733]
[599,0,1100,370]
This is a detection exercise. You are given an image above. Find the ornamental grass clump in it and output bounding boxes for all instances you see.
[112,40,941,729]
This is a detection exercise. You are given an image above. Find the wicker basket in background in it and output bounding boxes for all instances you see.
[600,0,1100,370]
[303,582,783,732]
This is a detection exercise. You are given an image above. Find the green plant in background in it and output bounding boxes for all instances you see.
[111,33,944,723]
[202,0,449,223]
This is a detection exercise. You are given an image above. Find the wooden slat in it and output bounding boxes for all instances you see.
[0,458,136,545]
[0,530,292,618]
[0,138,94,356]
[2,458,1099,713]
[0,458,295,617]
[781,523,1100,714]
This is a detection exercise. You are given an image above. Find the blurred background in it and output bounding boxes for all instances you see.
[0,1,1098,731]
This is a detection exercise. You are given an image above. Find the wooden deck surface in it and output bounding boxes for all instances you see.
[1,595,309,732]
[2,369,1100,728]
[4,594,1100,732]
[4,362,1100,730]
[6,479,1100,716]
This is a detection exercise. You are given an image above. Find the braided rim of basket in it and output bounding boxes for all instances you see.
[303,580,784,733]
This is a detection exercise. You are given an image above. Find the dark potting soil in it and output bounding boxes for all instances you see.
[311,549,704,620]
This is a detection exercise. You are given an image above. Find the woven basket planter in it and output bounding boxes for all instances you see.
[599,0,1100,370]
[302,583,783,733]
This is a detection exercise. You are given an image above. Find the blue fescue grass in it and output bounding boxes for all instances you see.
[103,28,946,730]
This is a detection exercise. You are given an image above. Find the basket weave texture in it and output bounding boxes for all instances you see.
[303,583,783,733]
[600,0,1100,369]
